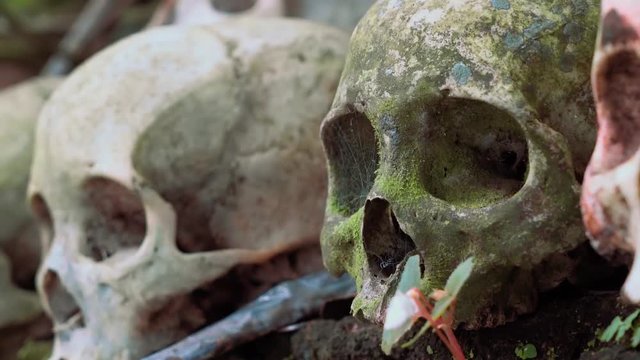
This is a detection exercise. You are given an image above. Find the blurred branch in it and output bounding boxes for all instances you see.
[41,0,135,76]
[143,271,356,360]
[146,0,176,28]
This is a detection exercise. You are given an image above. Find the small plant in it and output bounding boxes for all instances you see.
[381,255,474,360]
[515,343,537,359]
[600,309,640,347]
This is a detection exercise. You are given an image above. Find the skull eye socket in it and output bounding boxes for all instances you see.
[421,98,528,208]
[321,111,379,215]
[211,0,256,13]
[82,177,146,262]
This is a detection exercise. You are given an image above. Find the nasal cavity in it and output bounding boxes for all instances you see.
[81,177,146,262]
[362,198,416,278]
[421,98,528,208]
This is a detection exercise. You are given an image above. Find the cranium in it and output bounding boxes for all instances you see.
[29,19,346,359]
[0,77,60,330]
[581,1,640,303]
[321,0,598,327]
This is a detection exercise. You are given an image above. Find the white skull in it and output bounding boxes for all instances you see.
[29,19,346,359]
[581,1,640,303]
[0,77,60,330]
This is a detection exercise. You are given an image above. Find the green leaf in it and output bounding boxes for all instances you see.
[444,257,475,296]
[381,255,424,355]
[515,343,537,359]
[401,321,432,349]
[397,255,421,293]
[381,292,419,355]
[632,326,640,347]
[600,316,623,342]
[432,257,474,319]
[616,309,640,342]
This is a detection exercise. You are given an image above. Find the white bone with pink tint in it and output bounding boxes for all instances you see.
[581,0,640,302]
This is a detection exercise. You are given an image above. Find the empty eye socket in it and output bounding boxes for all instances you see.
[211,0,256,13]
[595,50,640,171]
[42,270,84,329]
[82,178,146,262]
[321,112,379,215]
[421,98,528,208]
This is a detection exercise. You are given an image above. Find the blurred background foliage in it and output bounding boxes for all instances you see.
[0,0,375,89]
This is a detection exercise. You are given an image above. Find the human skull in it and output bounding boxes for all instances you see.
[0,77,60,330]
[320,0,598,328]
[29,19,346,359]
[581,1,640,303]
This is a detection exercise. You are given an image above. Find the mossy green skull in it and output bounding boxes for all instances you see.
[320,0,599,327]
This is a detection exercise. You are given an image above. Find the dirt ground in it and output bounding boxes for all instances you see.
[223,248,640,360]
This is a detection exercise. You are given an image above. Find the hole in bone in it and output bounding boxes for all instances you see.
[30,194,54,250]
[42,270,84,328]
[211,0,256,13]
[321,111,379,215]
[81,177,146,262]
[595,50,640,171]
[421,98,528,208]
[362,198,416,278]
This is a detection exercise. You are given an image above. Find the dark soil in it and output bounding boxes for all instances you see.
[220,284,640,360]
[290,288,639,360]
[219,247,640,360]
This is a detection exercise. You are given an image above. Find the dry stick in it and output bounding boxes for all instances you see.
[146,0,177,28]
[143,271,356,360]
[41,0,133,75]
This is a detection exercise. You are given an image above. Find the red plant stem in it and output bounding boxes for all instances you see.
[414,304,465,359]
[409,289,466,360]
[442,324,466,360]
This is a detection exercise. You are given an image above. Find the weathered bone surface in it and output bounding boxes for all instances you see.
[320,0,598,328]
[29,19,346,359]
[0,77,60,329]
[581,0,640,303]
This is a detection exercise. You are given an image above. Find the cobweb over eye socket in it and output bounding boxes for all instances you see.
[322,112,379,215]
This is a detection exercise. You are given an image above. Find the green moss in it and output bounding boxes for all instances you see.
[376,173,423,202]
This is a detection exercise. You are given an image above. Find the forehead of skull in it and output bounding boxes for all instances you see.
[31,26,230,185]
[29,19,346,193]
[339,0,598,115]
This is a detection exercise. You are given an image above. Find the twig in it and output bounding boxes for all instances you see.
[41,0,134,76]
[142,271,356,360]
[146,0,177,28]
